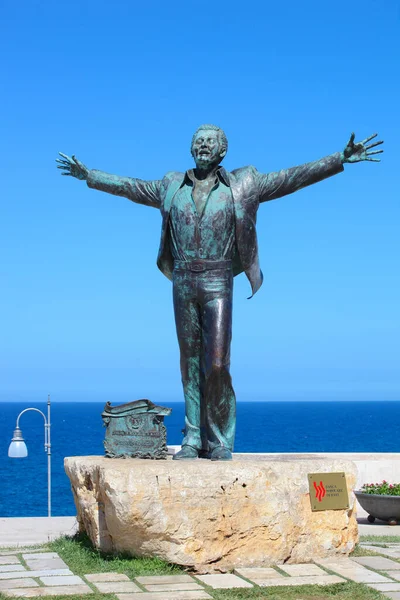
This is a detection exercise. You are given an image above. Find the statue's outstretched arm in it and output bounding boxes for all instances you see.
[56,153,162,209]
[258,132,383,204]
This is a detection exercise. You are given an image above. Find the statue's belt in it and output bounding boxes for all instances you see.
[174,259,232,273]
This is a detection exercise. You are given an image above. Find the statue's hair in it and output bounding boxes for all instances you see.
[191,124,228,154]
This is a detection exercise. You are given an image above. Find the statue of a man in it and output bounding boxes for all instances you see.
[57,126,383,461]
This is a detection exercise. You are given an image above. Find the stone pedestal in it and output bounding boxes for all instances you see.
[64,454,358,572]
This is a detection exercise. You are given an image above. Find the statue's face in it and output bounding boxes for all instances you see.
[191,129,225,168]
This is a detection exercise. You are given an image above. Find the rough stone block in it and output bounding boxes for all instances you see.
[196,574,253,588]
[65,454,358,571]
[85,572,130,582]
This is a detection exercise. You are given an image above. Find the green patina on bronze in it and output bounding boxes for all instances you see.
[102,399,172,459]
[57,126,383,462]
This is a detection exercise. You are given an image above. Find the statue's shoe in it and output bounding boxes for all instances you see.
[173,445,199,460]
[210,446,232,461]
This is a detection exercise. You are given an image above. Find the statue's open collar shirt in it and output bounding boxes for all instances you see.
[168,166,236,262]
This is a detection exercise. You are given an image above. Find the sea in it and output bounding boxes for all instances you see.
[1,401,399,517]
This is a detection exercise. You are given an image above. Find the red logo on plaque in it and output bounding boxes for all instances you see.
[313,481,326,502]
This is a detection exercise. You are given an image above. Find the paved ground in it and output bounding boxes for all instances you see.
[0,520,78,548]
[1,546,400,598]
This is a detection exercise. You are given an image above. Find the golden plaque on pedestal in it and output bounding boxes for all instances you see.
[308,472,349,511]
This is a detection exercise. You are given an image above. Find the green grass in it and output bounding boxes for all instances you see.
[49,533,184,577]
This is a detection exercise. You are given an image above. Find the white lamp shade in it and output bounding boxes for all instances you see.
[8,440,28,458]
[8,428,28,458]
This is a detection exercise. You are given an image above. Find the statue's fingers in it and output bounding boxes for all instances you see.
[71,155,85,169]
[365,140,384,150]
[61,172,72,175]
[361,133,377,145]
[366,157,381,162]
[59,152,73,162]
[57,165,71,170]
[366,150,384,156]
[347,132,355,146]
[56,158,70,165]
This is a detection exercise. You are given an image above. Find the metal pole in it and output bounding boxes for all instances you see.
[14,402,52,517]
[47,395,52,518]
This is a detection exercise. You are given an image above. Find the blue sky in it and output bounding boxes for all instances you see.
[1,0,399,403]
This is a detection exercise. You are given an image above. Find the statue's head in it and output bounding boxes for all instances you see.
[191,124,228,169]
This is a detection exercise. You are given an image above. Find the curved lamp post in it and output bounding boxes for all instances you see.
[8,395,52,517]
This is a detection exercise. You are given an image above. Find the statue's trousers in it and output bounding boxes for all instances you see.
[172,263,236,452]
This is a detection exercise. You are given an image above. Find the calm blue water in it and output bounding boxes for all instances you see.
[1,401,399,517]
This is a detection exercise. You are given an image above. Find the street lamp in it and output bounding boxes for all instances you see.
[8,395,52,517]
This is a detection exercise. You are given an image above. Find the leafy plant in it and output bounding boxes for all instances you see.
[360,480,400,496]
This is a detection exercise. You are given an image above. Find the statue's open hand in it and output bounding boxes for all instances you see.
[342,132,384,163]
[56,152,89,180]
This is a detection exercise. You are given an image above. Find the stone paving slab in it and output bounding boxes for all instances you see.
[22,553,60,560]
[0,557,20,565]
[352,556,400,570]
[316,559,393,583]
[0,517,78,547]
[327,569,390,584]
[389,572,400,581]
[0,565,26,573]
[144,583,205,592]
[94,581,142,593]
[368,583,400,592]
[234,567,281,579]
[317,557,359,568]
[385,593,400,600]
[39,575,86,586]
[85,572,130,582]
[196,574,253,589]
[0,579,39,590]
[245,574,346,587]
[279,563,328,576]
[115,592,212,600]
[361,545,400,559]
[0,569,73,579]
[136,576,196,585]
[3,584,93,597]
[24,558,69,571]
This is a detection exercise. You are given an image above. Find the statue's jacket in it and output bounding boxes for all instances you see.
[87,153,343,297]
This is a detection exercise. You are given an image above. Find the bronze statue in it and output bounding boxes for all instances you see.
[56,127,383,461]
